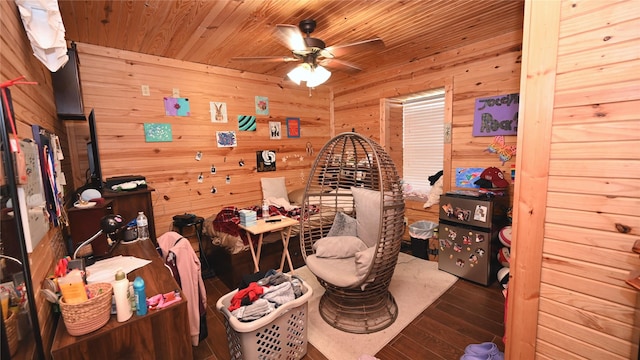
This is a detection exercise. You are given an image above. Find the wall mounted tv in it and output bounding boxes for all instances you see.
[86,109,103,190]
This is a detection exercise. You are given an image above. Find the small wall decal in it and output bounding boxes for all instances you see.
[195,151,202,161]
[485,135,517,165]
[269,121,281,139]
[210,102,228,123]
[216,131,237,147]
[238,115,257,131]
[210,165,216,174]
[287,117,300,138]
[257,150,276,172]
[255,96,269,115]
[144,123,173,142]
[164,97,190,116]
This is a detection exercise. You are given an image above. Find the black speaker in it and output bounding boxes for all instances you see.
[51,42,85,120]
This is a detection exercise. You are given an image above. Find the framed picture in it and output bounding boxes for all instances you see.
[269,121,281,139]
[287,117,300,138]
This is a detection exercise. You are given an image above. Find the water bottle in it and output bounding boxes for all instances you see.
[136,211,150,241]
[262,201,270,220]
[133,276,147,316]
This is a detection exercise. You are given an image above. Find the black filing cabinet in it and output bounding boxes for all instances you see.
[437,191,509,285]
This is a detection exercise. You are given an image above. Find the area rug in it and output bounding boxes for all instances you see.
[293,252,458,360]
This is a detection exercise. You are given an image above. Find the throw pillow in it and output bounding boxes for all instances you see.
[287,187,305,205]
[350,187,382,247]
[327,212,358,237]
[355,246,376,279]
[313,236,367,259]
[261,177,289,201]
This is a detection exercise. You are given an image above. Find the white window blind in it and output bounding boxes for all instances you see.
[403,89,445,195]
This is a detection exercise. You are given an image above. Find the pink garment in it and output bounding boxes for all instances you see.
[157,231,207,346]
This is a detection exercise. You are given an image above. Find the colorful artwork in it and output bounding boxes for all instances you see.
[472,93,519,136]
[216,131,237,147]
[257,150,276,172]
[485,135,517,164]
[455,167,484,188]
[210,102,228,123]
[238,115,257,131]
[163,97,190,116]
[269,121,281,139]
[255,96,269,115]
[144,123,173,142]
[287,117,300,138]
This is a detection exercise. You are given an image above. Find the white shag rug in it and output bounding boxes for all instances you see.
[293,252,458,360]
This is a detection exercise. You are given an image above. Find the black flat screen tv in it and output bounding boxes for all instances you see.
[86,109,103,190]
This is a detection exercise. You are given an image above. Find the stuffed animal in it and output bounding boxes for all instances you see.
[424,176,443,208]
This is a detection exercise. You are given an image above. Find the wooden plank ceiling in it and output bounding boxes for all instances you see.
[58,0,524,84]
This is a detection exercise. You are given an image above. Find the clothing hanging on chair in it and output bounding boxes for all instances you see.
[157,231,208,346]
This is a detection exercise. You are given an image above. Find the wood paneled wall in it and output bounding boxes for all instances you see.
[332,30,523,226]
[508,1,640,359]
[1,1,70,357]
[68,44,332,234]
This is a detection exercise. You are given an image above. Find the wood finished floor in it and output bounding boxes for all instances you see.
[193,255,506,360]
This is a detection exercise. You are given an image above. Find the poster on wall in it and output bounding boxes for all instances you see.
[472,93,519,137]
[257,150,276,172]
[287,117,300,138]
[216,131,237,147]
[144,123,173,142]
[455,167,484,188]
[164,97,191,116]
[269,121,281,139]
[238,115,257,131]
[210,102,228,123]
[255,96,269,115]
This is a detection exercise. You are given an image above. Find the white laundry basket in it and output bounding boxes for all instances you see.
[216,278,313,360]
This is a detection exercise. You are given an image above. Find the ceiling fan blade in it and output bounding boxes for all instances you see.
[319,58,362,73]
[274,24,307,52]
[324,38,384,58]
[230,56,299,63]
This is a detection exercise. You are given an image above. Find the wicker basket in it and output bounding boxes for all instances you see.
[59,282,113,336]
[5,309,18,356]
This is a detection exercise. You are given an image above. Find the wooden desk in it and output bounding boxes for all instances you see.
[239,216,299,274]
[50,240,192,359]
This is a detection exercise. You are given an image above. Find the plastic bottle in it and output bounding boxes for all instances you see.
[133,276,147,316]
[262,201,270,220]
[112,269,133,322]
[136,211,150,241]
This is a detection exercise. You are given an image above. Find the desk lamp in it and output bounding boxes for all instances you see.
[72,214,126,260]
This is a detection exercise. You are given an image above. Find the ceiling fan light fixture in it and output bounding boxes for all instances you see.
[287,63,331,88]
[306,65,331,88]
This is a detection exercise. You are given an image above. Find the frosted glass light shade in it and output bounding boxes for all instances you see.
[287,63,331,87]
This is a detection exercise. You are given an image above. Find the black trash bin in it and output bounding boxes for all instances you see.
[409,221,438,259]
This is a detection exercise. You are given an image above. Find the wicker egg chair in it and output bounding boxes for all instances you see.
[300,132,405,334]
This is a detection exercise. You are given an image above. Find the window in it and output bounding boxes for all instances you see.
[402,88,445,195]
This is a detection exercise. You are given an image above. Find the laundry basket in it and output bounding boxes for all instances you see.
[216,278,313,360]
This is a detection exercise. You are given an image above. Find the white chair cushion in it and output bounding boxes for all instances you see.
[350,187,382,247]
[313,236,367,259]
[306,255,362,287]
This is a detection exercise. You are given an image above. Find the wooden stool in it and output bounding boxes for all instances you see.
[172,216,214,279]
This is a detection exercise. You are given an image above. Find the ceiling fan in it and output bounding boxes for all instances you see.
[231,19,384,87]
